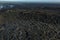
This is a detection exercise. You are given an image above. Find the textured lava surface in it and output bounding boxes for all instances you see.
[0,9,60,40]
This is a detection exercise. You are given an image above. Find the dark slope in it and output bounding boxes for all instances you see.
[0,3,60,40]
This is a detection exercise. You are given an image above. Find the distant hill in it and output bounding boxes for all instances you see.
[0,2,60,10]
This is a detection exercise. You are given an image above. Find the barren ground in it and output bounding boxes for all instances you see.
[0,9,60,40]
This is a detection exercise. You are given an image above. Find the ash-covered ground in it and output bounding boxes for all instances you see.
[0,9,60,40]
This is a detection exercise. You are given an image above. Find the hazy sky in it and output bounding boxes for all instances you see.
[0,0,60,3]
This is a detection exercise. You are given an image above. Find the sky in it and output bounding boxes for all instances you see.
[0,0,60,3]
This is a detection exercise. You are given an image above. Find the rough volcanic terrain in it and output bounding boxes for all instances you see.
[0,8,60,40]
